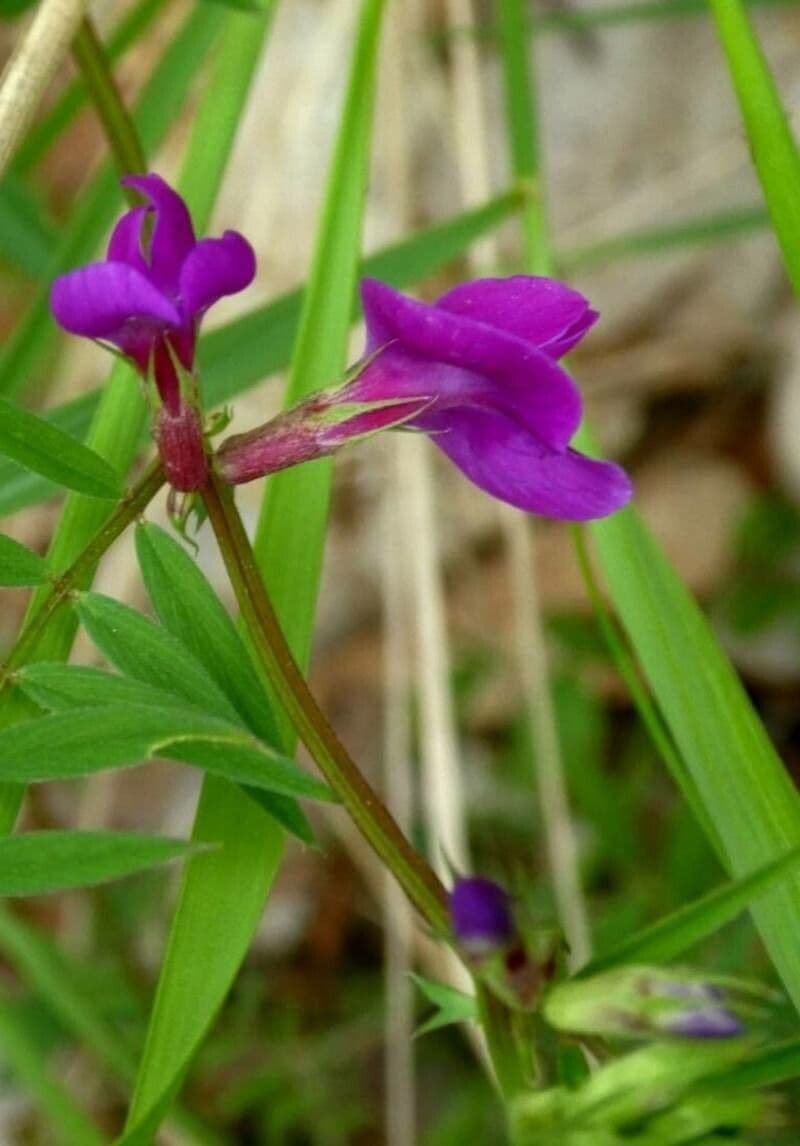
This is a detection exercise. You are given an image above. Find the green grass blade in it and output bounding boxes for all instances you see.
[558,203,770,272]
[582,845,800,975]
[706,1036,800,1091]
[0,907,226,1146]
[0,175,57,276]
[0,992,105,1145]
[117,9,289,1138]
[0,831,197,896]
[588,504,800,1008]
[538,0,800,32]
[254,0,388,671]
[710,0,800,295]
[123,3,387,1138]
[12,0,166,174]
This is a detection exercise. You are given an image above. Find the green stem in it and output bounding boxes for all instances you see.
[71,18,146,180]
[0,460,165,686]
[477,986,529,1101]
[200,470,450,935]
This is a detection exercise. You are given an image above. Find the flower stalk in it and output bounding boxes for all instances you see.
[200,470,451,936]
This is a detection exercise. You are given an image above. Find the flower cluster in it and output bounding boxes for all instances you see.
[51,175,631,522]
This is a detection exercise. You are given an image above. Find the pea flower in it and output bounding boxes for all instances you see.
[543,967,757,1042]
[449,876,515,958]
[218,277,632,521]
[50,174,256,490]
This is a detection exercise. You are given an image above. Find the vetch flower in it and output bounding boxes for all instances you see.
[50,174,256,490]
[449,876,515,958]
[543,966,757,1043]
[218,276,632,521]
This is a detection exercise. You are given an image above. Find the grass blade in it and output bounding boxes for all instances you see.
[588,504,800,1009]
[710,0,800,295]
[123,2,387,1139]
[0,992,104,1145]
[582,845,800,975]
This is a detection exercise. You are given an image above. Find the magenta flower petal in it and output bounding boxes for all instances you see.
[106,205,149,274]
[179,231,257,319]
[436,275,597,359]
[360,279,582,449]
[50,261,181,342]
[418,406,632,520]
[123,173,196,293]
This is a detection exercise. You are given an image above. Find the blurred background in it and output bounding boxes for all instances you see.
[3,0,800,1141]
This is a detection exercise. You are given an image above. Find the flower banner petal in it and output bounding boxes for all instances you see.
[436,275,597,359]
[123,173,196,293]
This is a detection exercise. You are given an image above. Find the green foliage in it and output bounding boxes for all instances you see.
[0,533,47,585]
[412,974,478,1037]
[0,831,198,897]
[582,846,800,976]
[0,397,121,499]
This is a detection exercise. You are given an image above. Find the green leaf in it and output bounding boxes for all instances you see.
[17,663,190,713]
[0,831,197,896]
[0,703,334,801]
[123,2,387,1140]
[135,523,279,743]
[582,845,800,976]
[710,0,800,296]
[134,523,313,841]
[0,398,121,499]
[0,534,47,586]
[411,974,478,1037]
[0,392,100,518]
[587,499,800,1011]
[74,592,242,723]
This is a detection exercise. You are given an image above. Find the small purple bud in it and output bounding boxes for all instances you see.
[449,877,514,957]
[666,1008,744,1040]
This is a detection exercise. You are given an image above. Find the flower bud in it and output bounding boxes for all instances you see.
[449,877,515,958]
[543,966,751,1043]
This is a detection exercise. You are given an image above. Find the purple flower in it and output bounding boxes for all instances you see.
[449,877,515,957]
[666,1008,744,1040]
[50,174,256,490]
[219,276,631,521]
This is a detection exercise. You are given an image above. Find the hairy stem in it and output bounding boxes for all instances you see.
[200,470,450,934]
